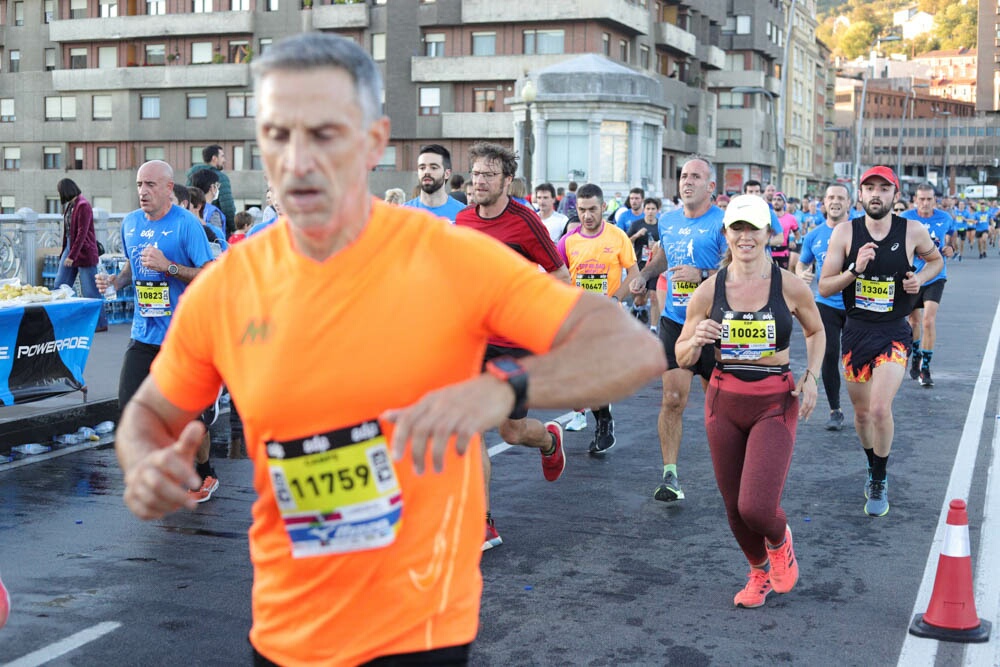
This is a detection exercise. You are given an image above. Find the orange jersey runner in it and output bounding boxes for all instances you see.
[150,200,581,666]
[557,221,637,298]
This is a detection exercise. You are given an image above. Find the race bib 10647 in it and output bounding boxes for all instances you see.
[576,273,609,295]
[266,420,402,558]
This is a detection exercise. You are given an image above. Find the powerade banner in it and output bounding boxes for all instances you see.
[0,299,102,406]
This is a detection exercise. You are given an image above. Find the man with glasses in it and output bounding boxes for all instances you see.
[899,183,955,388]
[456,142,572,550]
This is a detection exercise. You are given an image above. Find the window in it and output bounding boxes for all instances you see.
[722,16,736,34]
[600,121,628,183]
[602,33,610,56]
[419,88,440,116]
[192,42,214,64]
[97,147,117,170]
[92,196,112,211]
[44,146,63,169]
[424,33,445,57]
[141,95,160,119]
[725,53,745,71]
[523,30,564,55]
[375,146,396,171]
[640,45,650,70]
[144,146,165,161]
[44,0,54,23]
[98,47,117,69]
[45,197,61,214]
[641,124,656,183]
[9,51,20,73]
[471,32,496,56]
[193,0,212,12]
[547,120,589,184]
[474,88,496,113]
[231,0,250,8]
[70,48,88,69]
[70,0,88,18]
[1,197,16,215]
[619,39,630,63]
[736,15,751,35]
[265,0,278,10]
[0,99,13,122]
[100,0,117,17]
[232,145,244,171]
[717,129,742,148]
[190,146,203,166]
[145,44,165,66]
[14,1,24,26]
[45,48,56,71]
[230,41,250,64]
[3,148,21,171]
[718,91,742,109]
[227,93,255,118]
[92,95,112,120]
[146,0,165,15]
[372,34,386,61]
[249,144,262,170]
[187,94,208,118]
[259,38,272,55]
[45,96,77,120]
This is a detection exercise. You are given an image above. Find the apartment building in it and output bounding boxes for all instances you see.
[0,0,731,215]
[977,0,1000,112]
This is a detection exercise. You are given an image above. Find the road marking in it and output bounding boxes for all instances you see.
[4,621,122,667]
[486,411,576,458]
[897,301,1000,666]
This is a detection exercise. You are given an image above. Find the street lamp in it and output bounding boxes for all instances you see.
[896,83,929,181]
[732,85,782,189]
[935,109,952,195]
[854,35,902,185]
[521,79,536,194]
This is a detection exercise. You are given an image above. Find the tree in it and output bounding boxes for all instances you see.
[909,33,941,57]
[839,20,878,59]
[935,4,978,50]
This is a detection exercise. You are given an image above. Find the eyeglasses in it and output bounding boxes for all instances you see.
[470,171,501,181]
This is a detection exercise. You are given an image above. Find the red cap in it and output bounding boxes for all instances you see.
[859,166,900,190]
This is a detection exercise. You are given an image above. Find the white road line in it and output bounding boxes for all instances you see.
[3,621,122,667]
[964,409,1000,667]
[897,301,1000,667]
[486,411,577,458]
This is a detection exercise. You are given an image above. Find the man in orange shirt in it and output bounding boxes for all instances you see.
[557,183,641,454]
[113,33,665,667]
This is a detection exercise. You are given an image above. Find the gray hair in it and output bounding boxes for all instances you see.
[915,182,936,194]
[683,154,717,184]
[251,32,383,126]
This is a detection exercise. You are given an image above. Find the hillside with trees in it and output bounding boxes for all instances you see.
[816,0,978,58]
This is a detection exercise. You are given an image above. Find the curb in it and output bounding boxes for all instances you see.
[1,399,121,457]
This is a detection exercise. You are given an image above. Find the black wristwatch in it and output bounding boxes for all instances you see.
[700,269,710,281]
[847,262,860,277]
[485,357,528,419]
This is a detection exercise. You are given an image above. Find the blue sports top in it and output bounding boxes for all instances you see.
[900,208,953,284]
[657,206,728,325]
[799,222,845,310]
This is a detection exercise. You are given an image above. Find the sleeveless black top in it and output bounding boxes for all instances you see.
[842,215,916,322]
[711,264,793,362]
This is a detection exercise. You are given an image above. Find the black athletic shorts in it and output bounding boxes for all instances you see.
[119,338,218,426]
[976,229,989,239]
[253,643,470,666]
[659,316,714,381]
[913,279,945,309]
[841,318,911,383]
[482,344,532,419]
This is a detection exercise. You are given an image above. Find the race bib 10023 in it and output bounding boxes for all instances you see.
[719,310,777,360]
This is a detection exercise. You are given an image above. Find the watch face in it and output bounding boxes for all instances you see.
[490,358,523,376]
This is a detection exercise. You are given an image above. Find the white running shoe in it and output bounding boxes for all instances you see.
[565,410,587,432]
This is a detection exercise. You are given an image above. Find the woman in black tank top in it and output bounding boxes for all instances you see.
[674,195,826,610]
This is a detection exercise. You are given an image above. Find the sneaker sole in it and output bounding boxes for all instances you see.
[482,538,503,551]
[653,485,685,502]
[542,422,566,482]
[194,478,220,504]
[735,593,770,609]
[589,439,616,456]
[864,501,890,517]
[768,526,798,594]
[824,423,843,432]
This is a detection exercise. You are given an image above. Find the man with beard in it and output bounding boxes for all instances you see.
[456,142,571,550]
[796,183,852,431]
[900,183,956,388]
[403,144,466,222]
[630,156,728,503]
[614,187,645,232]
[819,167,941,517]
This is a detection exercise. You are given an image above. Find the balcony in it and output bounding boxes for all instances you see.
[310,3,369,30]
[411,54,569,83]
[52,64,251,92]
[707,70,764,89]
[655,23,697,58]
[441,112,514,139]
[461,0,649,34]
[48,11,254,43]
[698,44,725,71]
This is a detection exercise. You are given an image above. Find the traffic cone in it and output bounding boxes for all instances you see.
[908,499,992,643]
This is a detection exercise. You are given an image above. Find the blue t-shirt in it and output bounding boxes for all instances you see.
[657,206,728,325]
[403,196,466,223]
[801,212,825,232]
[120,204,215,346]
[799,223,845,310]
[202,203,229,251]
[953,208,970,229]
[973,209,991,232]
[900,208,953,285]
[615,208,644,233]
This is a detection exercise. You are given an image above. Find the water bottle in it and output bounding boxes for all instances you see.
[98,267,116,301]
[94,421,116,435]
[77,427,99,441]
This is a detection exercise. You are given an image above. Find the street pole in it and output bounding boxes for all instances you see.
[777,0,796,193]
[521,79,536,194]
[896,89,913,179]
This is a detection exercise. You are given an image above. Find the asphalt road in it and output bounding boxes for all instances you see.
[1,252,998,666]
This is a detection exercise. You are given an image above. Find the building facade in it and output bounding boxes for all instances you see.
[977,0,1000,113]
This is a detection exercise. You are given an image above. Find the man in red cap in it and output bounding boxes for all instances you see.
[818,166,942,517]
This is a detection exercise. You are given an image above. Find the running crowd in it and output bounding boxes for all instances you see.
[1,31,984,665]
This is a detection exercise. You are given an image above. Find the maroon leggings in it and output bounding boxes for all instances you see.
[705,369,798,565]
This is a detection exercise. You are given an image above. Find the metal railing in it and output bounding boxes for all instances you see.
[0,209,125,285]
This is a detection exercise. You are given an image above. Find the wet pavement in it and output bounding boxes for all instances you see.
[1,253,998,665]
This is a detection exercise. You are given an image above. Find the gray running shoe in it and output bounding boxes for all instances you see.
[654,470,685,502]
[825,409,844,431]
[864,478,890,517]
[864,466,873,499]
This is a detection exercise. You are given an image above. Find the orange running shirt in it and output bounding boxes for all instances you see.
[557,221,637,297]
[150,200,581,667]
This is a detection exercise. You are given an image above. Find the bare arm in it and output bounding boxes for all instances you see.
[903,223,943,294]
[794,259,815,284]
[784,271,825,420]
[673,278,717,368]
[382,293,666,473]
[633,244,667,287]
[613,264,641,301]
[549,264,571,285]
[818,222,855,297]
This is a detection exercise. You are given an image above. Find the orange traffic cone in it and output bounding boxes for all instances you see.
[909,499,992,643]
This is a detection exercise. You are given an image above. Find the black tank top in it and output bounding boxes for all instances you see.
[711,264,793,362]
[841,216,916,322]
